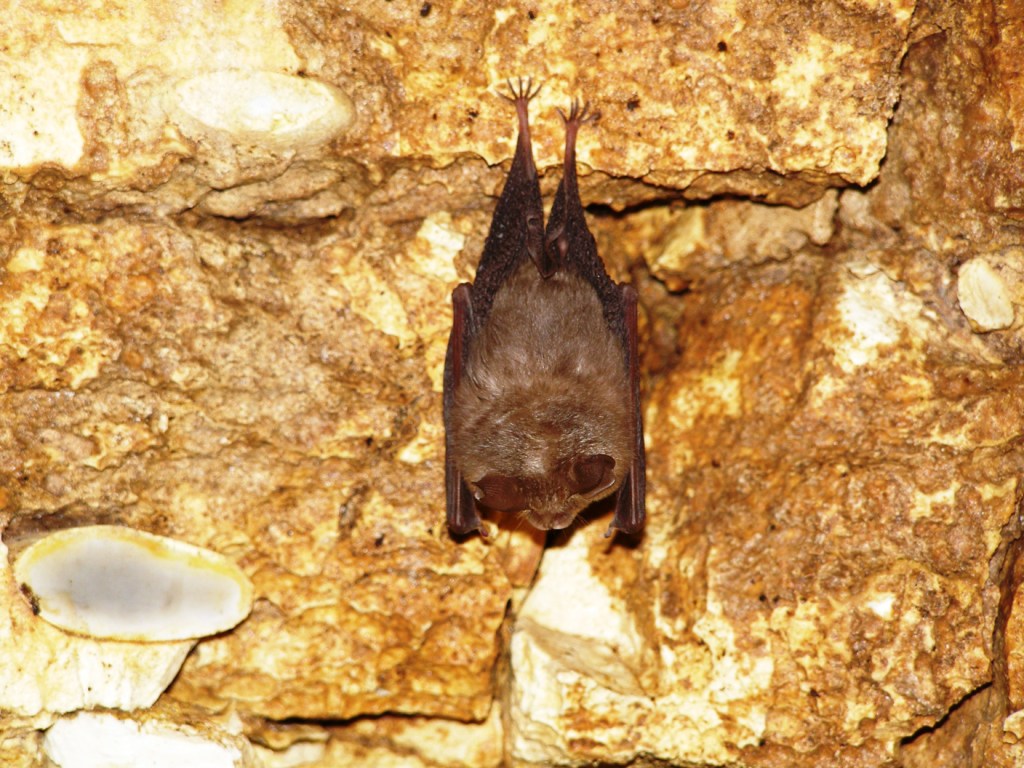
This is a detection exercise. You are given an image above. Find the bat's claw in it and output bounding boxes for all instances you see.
[602,520,631,539]
[557,99,601,127]
[502,77,542,104]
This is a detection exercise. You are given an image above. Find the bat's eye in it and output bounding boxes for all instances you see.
[474,474,527,512]
[567,454,616,498]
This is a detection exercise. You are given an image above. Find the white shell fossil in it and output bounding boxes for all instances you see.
[43,712,251,768]
[13,525,253,642]
[173,69,355,149]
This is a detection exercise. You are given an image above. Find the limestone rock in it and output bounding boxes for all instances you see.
[43,710,257,768]
[0,0,908,220]
[1,0,1023,766]
[957,251,1024,333]
[0,213,511,723]
[649,192,839,290]
[0,730,44,768]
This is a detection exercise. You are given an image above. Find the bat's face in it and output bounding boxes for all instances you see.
[452,370,633,533]
[451,339,634,534]
[468,452,622,530]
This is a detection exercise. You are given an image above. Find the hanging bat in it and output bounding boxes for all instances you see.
[443,78,645,538]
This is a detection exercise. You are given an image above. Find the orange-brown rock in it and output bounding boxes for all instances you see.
[2,1,1023,767]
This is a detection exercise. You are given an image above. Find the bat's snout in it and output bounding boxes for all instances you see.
[526,509,579,531]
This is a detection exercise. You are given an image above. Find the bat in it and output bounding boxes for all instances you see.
[443,78,645,538]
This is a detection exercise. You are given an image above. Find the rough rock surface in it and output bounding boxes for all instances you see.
[1,0,1023,767]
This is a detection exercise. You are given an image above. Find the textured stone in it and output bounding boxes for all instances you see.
[1003,539,1024,747]
[0,730,44,768]
[649,192,838,290]
[43,710,257,768]
[2,0,1023,766]
[0,0,908,220]
[235,707,504,767]
[0,214,511,723]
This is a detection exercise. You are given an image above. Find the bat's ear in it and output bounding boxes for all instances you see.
[527,214,557,278]
[567,453,616,498]
[474,474,527,512]
[543,222,569,273]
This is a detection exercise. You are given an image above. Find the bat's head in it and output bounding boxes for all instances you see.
[468,452,622,530]
[451,287,635,533]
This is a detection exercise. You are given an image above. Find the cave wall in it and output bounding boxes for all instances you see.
[1,1,1023,766]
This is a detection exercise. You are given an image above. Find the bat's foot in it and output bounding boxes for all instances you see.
[557,99,601,127]
[448,520,491,540]
[557,98,600,173]
[603,520,643,539]
[501,77,542,104]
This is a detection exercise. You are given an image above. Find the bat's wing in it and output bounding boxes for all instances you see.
[471,79,547,324]
[443,283,484,535]
[544,102,628,344]
[612,284,646,534]
[545,101,646,535]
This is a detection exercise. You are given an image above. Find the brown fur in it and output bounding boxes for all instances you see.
[451,262,633,529]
